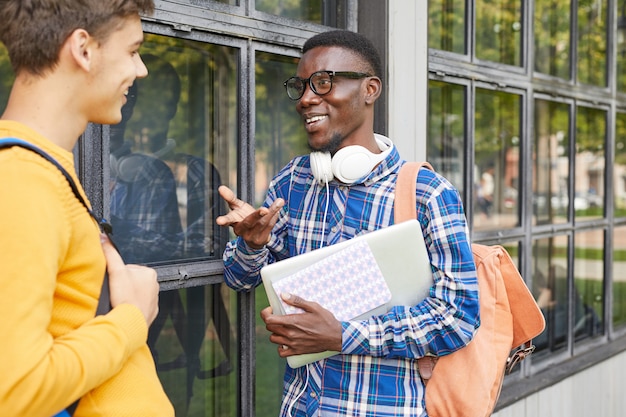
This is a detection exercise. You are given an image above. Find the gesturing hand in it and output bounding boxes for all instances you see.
[215,185,284,249]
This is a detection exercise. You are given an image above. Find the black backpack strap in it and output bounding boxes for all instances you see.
[0,138,113,316]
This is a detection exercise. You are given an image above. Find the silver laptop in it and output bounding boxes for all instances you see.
[261,219,433,368]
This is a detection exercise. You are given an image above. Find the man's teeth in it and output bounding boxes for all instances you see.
[306,115,326,124]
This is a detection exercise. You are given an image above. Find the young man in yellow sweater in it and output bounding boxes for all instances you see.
[0,1,174,416]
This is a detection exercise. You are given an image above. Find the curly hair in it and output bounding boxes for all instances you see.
[302,30,383,80]
[0,0,155,76]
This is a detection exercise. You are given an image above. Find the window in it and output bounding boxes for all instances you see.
[428,0,626,409]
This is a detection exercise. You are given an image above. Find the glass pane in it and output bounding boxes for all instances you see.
[254,52,306,205]
[427,81,466,195]
[0,43,13,113]
[149,284,237,416]
[475,0,522,66]
[613,224,626,329]
[573,229,604,345]
[534,0,571,78]
[254,52,308,416]
[428,0,466,54]
[618,0,626,90]
[109,34,237,265]
[577,0,607,86]
[533,99,570,225]
[107,34,239,416]
[531,236,569,355]
[255,0,347,27]
[575,106,605,221]
[616,112,626,216]
[473,88,521,231]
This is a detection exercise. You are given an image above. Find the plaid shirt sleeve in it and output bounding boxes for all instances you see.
[341,168,480,358]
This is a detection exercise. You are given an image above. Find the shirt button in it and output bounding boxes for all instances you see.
[310,392,317,398]
[331,226,337,233]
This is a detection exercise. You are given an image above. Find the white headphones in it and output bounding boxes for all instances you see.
[309,134,393,184]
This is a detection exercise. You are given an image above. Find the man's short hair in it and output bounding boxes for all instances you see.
[302,30,383,80]
[0,0,155,76]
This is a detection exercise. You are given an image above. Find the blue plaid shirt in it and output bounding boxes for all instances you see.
[223,141,479,417]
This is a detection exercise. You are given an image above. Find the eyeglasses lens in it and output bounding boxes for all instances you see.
[286,78,305,100]
[311,72,332,95]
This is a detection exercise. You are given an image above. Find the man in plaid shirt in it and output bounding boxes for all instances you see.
[218,30,480,417]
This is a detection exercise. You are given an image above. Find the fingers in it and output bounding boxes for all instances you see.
[100,234,124,274]
[217,185,239,207]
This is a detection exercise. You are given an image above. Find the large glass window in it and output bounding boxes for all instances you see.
[107,33,239,416]
[473,88,521,231]
[573,229,605,346]
[532,235,569,355]
[428,0,466,54]
[577,0,608,86]
[253,51,306,416]
[427,81,466,194]
[475,0,522,65]
[534,0,571,79]
[618,1,626,91]
[533,99,570,225]
[575,106,606,221]
[0,44,12,113]
[255,0,348,27]
[615,112,626,215]
[613,224,626,329]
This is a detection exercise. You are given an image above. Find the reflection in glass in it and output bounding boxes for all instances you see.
[573,229,604,345]
[149,284,236,416]
[254,52,307,417]
[0,43,13,113]
[255,52,308,205]
[575,106,605,221]
[475,0,522,66]
[534,0,570,78]
[109,36,236,265]
[427,81,466,194]
[428,0,466,54]
[577,0,607,86]
[613,225,626,329]
[255,0,347,27]
[473,88,520,231]
[532,236,569,354]
[533,99,570,225]
[107,34,239,416]
[615,113,626,215]
[618,1,626,91]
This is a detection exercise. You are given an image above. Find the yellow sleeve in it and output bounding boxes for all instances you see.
[0,154,153,416]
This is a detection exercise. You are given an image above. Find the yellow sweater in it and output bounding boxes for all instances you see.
[0,121,174,417]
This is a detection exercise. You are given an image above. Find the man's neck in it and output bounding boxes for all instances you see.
[1,73,88,151]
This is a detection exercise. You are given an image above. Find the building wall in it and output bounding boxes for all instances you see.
[493,350,626,417]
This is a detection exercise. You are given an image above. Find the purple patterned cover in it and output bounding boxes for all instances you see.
[272,240,392,321]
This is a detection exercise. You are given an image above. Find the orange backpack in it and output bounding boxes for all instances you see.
[395,162,546,417]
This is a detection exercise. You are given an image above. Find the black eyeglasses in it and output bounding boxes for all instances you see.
[283,70,371,101]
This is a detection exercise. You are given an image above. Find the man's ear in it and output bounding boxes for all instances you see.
[66,28,95,72]
[364,76,382,104]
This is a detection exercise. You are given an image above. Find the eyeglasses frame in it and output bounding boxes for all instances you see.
[283,70,372,101]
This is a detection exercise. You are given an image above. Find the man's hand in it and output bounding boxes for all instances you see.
[101,234,160,326]
[261,293,343,357]
[215,185,284,249]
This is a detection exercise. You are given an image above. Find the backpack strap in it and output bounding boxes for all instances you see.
[394,161,433,223]
[0,138,113,316]
[395,161,438,385]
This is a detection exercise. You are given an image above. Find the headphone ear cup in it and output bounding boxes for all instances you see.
[310,152,333,184]
[331,145,386,184]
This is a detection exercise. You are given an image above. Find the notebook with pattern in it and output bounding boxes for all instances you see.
[261,219,433,368]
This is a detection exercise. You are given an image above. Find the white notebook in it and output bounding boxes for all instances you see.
[261,219,433,368]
